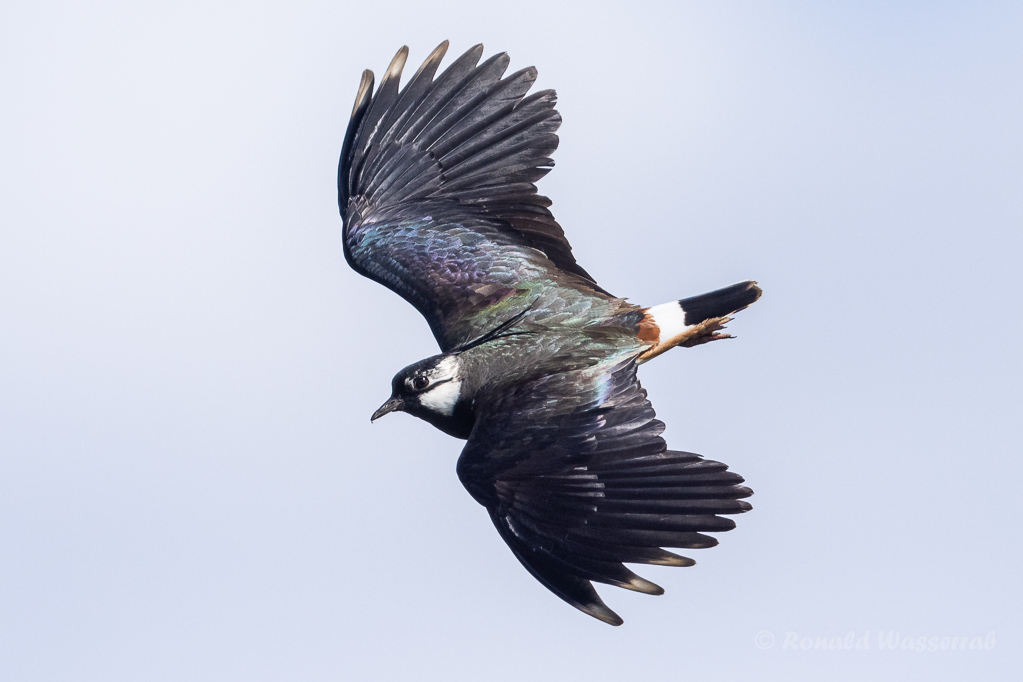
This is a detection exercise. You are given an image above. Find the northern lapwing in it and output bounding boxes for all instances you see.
[338,42,761,625]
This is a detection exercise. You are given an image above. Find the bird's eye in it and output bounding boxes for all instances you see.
[412,375,430,391]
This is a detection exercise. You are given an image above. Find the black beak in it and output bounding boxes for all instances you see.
[371,397,405,422]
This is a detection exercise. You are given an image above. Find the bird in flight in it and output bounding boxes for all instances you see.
[338,41,761,625]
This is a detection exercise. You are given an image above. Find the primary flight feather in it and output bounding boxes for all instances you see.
[338,41,761,625]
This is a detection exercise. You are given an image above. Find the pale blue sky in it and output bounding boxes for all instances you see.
[2,1,1021,680]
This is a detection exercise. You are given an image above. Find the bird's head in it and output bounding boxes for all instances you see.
[372,354,472,437]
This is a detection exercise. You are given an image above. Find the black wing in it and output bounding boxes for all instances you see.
[339,42,626,352]
[457,354,752,625]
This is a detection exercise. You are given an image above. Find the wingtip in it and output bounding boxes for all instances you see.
[661,555,697,567]
[627,576,665,596]
[410,40,451,81]
[383,46,409,83]
[351,69,374,118]
[465,42,485,63]
[587,604,624,626]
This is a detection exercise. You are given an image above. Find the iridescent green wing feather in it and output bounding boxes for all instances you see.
[339,42,628,352]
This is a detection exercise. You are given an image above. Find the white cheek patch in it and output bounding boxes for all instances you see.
[419,379,462,416]
[646,301,689,343]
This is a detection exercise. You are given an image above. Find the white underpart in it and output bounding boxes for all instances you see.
[418,355,462,416]
[646,300,690,343]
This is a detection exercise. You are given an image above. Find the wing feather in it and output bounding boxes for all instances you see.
[339,43,624,351]
[456,352,751,624]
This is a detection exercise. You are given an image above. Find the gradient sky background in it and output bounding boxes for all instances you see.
[2,1,1021,680]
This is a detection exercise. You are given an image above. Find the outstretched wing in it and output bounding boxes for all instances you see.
[457,352,752,625]
[339,42,626,352]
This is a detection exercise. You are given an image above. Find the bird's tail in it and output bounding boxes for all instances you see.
[637,280,762,363]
